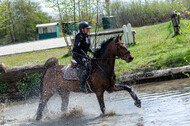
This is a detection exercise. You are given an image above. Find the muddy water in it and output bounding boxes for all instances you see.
[1,78,190,126]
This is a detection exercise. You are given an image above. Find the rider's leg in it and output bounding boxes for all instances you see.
[79,68,88,92]
[73,55,88,92]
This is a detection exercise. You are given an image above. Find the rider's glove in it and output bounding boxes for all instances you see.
[82,58,86,62]
[89,49,95,56]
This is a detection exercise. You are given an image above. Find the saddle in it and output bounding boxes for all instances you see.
[62,60,81,81]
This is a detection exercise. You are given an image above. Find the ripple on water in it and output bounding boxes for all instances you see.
[1,78,190,126]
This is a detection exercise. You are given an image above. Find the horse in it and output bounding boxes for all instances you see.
[36,35,141,120]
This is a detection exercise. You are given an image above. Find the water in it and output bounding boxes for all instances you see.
[0,78,190,126]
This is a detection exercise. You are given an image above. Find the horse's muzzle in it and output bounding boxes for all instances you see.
[126,57,134,63]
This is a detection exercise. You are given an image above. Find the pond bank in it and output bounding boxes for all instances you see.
[121,65,190,85]
[1,65,190,103]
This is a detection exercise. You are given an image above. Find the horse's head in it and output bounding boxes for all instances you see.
[115,35,134,63]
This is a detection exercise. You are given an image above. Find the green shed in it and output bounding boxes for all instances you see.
[102,16,117,29]
[36,22,59,40]
[62,21,78,35]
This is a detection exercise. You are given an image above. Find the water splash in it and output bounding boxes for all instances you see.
[1,78,190,126]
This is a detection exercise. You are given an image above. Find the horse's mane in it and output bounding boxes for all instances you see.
[94,37,114,58]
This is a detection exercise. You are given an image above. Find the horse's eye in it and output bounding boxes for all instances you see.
[121,46,125,49]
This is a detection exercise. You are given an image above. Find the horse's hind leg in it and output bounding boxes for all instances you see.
[58,88,70,112]
[36,91,54,120]
[96,91,105,114]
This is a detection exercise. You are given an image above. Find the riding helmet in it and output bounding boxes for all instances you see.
[79,21,91,29]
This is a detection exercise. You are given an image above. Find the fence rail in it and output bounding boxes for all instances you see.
[88,23,136,49]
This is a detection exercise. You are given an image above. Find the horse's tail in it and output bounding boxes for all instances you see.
[40,69,47,99]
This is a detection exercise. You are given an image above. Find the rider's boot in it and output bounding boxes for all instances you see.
[79,70,88,92]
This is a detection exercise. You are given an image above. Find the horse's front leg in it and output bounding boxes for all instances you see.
[112,84,141,108]
[96,91,105,114]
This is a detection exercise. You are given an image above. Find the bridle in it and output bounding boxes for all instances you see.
[114,38,131,60]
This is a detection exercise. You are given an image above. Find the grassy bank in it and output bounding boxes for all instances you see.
[0,20,190,81]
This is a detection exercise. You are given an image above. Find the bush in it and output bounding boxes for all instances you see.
[0,82,10,93]
[17,73,42,97]
[110,0,190,27]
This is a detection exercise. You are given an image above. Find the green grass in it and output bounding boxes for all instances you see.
[0,48,72,68]
[0,20,190,81]
[90,27,104,33]
[114,20,190,77]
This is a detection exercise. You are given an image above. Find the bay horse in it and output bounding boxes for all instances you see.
[36,35,141,120]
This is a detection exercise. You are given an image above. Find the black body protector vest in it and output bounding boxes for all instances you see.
[73,32,91,58]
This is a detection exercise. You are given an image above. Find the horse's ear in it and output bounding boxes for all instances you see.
[115,35,120,43]
[119,34,123,40]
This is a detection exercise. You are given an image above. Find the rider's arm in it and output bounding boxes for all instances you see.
[74,34,84,53]
[75,35,82,48]
[88,49,94,55]
[81,49,90,59]
[87,37,94,55]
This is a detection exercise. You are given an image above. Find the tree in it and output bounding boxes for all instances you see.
[105,0,110,16]
[0,1,9,30]
[45,0,73,55]
[1,0,52,44]
[6,0,16,42]
[13,0,46,41]
[44,0,105,54]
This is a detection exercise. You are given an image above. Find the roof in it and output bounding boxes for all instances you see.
[63,21,77,23]
[36,22,59,28]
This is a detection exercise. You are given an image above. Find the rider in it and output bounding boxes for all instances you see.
[72,21,93,92]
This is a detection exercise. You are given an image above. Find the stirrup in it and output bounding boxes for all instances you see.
[79,86,87,92]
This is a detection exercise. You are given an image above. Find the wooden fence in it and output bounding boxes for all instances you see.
[71,23,136,49]
[89,23,136,49]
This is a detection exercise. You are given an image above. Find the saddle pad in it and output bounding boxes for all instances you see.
[62,64,79,81]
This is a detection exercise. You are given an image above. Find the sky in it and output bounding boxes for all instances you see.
[32,0,54,15]
[33,0,132,16]
[33,0,164,17]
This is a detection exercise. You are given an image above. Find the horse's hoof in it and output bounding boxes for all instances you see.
[36,116,42,121]
[36,118,40,121]
[134,99,141,108]
[79,87,87,93]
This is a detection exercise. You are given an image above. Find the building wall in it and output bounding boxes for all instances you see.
[38,26,56,34]
[56,25,59,37]
[38,27,43,34]
[37,24,59,40]
[47,26,56,33]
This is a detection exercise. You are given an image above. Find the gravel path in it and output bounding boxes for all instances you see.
[0,37,72,57]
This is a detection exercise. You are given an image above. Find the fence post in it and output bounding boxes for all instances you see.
[171,11,180,35]
[132,31,136,45]
[122,25,129,45]
[92,38,96,49]
[71,37,75,47]
[127,23,133,44]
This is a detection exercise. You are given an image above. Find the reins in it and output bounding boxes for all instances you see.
[72,51,114,83]
[72,37,131,85]
[72,51,125,60]
[94,60,112,81]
